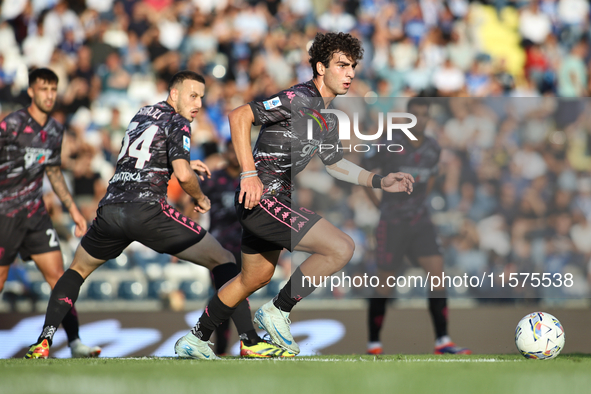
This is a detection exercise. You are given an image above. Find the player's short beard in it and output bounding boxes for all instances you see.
[35,97,53,114]
[177,100,191,121]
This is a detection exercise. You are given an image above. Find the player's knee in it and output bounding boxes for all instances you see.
[44,269,64,288]
[241,268,273,292]
[201,250,235,271]
[220,249,236,265]
[251,275,273,292]
[210,248,236,268]
[331,233,355,268]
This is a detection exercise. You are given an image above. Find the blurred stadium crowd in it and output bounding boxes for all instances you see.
[1,0,591,306]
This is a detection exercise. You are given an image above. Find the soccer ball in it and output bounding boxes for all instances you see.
[515,312,565,360]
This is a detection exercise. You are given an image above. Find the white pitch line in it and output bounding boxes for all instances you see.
[401,358,523,363]
[98,357,523,363]
[233,357,523,363]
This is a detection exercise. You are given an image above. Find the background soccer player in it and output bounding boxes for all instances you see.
[176,32,415,358]
[0,68,101,358]
[26,71,291,359]
[196,140,266,356]
[363,97,470,355]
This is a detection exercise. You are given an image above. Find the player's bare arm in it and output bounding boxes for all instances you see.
[172,158,210,213]
[363,178,382,209]
[360,165,386,209]
[45,165,87,236]
[325,159,414,194]
[229,104,262,210]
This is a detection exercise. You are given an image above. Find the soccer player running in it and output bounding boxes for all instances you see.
[26,71,290,359]
[175,32,415,358]
[363,97,470,355]
[0,68,101,358]
[198,140,286,357]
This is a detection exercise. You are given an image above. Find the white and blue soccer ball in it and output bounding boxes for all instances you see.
[515,312,565,360]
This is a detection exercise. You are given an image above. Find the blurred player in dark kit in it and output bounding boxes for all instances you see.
[198,139,272,356]
[0,68,101,358]
[363,97,471,355]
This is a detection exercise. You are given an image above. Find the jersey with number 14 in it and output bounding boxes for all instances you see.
[99,101,191,207]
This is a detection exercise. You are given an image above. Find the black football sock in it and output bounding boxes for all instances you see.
[214,319,230,354]
[39,269,85,345]
[232,302,260,345]
[368,298,388,343]
[273,266,315,313]
[239,329,260,346]
[211,263,259,343]
[211,262,239,289]
[209,269,231,353]
[429,290,448,339]
[191,294,236,341]
[62,306,80,344]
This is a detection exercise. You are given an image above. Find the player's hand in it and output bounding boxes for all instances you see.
[70,209,87,237]
[381,172,414,194]
[190,160,211,181]
[194,194,211,213]
[239,175,263,209]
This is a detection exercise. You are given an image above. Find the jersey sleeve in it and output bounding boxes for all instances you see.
[0,113,19,150]
[0,118,8,150]
[248,90,295,127]
[317,112,344,165]
[167,115,191,162]
[45,123,64,167]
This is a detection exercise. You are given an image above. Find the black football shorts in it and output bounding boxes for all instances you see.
[81,201,207,260]
[236,194,322,254]
[375,219,442,272]
[0,211,61,266]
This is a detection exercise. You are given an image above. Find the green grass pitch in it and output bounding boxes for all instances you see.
[1,355,590,394]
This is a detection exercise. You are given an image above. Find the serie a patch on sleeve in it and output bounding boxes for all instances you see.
[183,135,190,152]
[263,97,282,110]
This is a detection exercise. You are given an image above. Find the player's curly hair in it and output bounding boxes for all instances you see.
[308,32,364,78]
